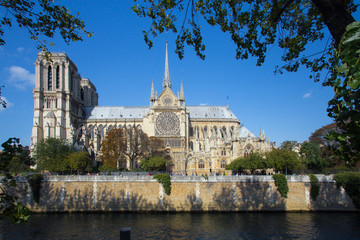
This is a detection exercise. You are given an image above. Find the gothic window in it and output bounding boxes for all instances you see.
[221,159,227,168]
[47,65,52,90]
[81,88,84,101]
[46,99,51,108]
[212,126,218,138]
[203,126,208,138]
[189,141,193,150]
[198,159,204,169]
[244,144,254,158]
[221,149,226,156]
[189,127,194,137]
[194,126,199,138]
[56,66,60,89]
[70,74,73,92]
[221,126,227,139]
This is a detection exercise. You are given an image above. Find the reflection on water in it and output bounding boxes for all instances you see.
[1,212,360,240]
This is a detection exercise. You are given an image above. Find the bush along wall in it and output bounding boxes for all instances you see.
[273,174,289,198]
[28,174,44,203]
[153,173,171,196]
[309,174,320,201]
[334,172,360,209]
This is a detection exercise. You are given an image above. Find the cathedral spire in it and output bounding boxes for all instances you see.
[179,80,185,101]
[150,79,156,102]
[162,42,172,89]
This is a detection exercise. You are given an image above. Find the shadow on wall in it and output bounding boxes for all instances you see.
[35,181,177,212]
[208,179,286,211]
[310,182,356,210]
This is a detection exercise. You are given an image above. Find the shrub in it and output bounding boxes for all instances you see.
[28,173,44,203]
[272,174,289,198]
[334,172,360,209]
[309,174,320,201]
[153,173,171,196]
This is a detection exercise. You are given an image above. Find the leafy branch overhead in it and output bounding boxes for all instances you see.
[0,0,93,51]
[132,0,357,82]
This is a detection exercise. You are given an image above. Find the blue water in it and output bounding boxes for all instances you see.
[1,212,359,239]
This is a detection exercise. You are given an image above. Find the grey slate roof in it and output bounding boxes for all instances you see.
[84,106,149,120]
[187,106,238,120]
[83,105,238,121]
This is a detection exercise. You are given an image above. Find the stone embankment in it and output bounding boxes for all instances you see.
[4,175,357,212]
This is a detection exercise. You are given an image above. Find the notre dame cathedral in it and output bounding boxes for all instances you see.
[31,44,275,174]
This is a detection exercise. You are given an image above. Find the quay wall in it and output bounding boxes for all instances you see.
[4,175,357,212]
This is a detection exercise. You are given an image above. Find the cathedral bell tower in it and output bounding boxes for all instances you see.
[31,52,98,149]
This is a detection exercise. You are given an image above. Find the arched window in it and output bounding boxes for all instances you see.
[221,159,227,168]
[221,126,227,139]
[47,65,52,90]
[198,159,204,169]
[189,141,193,150]
[56,66,60,89]
[81,88,84,101]
[244,144,254,157]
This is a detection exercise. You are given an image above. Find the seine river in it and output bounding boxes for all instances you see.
[1,212,359,239]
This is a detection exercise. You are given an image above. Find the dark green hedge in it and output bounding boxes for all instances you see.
[334,172,360,209]
[272,174,289,198]
[309,174,320,201]
[153,173,171,196]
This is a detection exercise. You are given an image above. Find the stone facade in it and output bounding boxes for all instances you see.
[31,45,275,174]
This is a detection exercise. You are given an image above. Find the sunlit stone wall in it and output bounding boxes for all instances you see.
[4,175,356,212]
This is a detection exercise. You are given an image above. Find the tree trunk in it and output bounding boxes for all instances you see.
[311,0,356,46]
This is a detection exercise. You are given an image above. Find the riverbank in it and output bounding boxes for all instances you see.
[3,175,357,212]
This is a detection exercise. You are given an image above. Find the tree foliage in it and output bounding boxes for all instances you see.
[0,0,92,50]
[100,127,164,170]
[300,141,327,172]
[0,174,30,224]
[266,148,301,174]
[0,137,33,173]
[334,172,360,209]
[66,151,91,174]
[140,156,168,172]
[309,123,343,168]
[132,0,356,81]
[327,21,360,164]
[280,140,299,151]
[34,138,73,172]
[225,152,268,174]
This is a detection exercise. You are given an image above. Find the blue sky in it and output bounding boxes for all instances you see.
[1,1,356,148]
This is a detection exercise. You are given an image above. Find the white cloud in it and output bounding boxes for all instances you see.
[7,66,35,89]
[17,47,24,53]
[302,91,312,99]
[0,96,14,113]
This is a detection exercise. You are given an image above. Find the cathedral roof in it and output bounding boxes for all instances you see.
[84,105,239,121]
[187,106,238,121]
[83,106,149,120]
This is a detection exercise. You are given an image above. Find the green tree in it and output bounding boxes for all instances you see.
[101,127,164,170]
[300,141,327,172]
[100,128,126,170]
[0,138,33,173]
[327,22,360,164]
[140,156,168,171]
[34,138,73,172]
[281,140,299,151]
[66,151,92,174]
[266,148,301,174]
[226,152,268,174]
[309,123,342,167]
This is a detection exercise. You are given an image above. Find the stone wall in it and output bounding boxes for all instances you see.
[4,175,357,212]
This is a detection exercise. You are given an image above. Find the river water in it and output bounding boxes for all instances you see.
[1,212,359,239]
